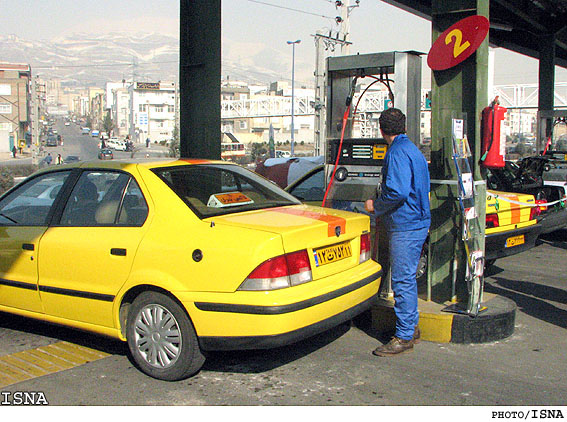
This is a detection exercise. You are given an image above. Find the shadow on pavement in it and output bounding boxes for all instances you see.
[484,278,567,329]
[202,321,352,374]
[0,311,127,356]
[538,229,567,251]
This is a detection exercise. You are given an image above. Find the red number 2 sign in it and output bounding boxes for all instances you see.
[428,15,489,71]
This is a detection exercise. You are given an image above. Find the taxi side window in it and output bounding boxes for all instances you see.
[288,168,325,202]
[117,178,148,226]
[59,171,147,226]
[0,171,71,226]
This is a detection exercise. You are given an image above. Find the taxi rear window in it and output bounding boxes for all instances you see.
[153,164,300,218]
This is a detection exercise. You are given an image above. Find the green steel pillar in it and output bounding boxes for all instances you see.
[179,0,222,159]
[428,0,489,303]
[538,33,556,145]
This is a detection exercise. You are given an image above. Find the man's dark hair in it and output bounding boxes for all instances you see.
[379,107,406,136]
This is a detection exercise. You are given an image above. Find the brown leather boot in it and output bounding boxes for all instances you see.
[372,337,413,356]
[413,326,421,344]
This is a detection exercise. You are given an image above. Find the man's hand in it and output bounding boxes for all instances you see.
[365,199,375,213]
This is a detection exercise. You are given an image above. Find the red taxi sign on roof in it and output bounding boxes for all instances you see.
[427,15,489,71]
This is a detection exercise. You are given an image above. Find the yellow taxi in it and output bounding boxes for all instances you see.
[0,159,381,381]
[484,190,541,263]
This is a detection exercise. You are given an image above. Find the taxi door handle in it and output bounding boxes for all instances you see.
[22,243,34,251]
[110,248,127,256]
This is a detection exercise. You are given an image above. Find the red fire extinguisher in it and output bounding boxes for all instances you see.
[481,96,507,168]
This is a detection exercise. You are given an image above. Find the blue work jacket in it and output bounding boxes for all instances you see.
[373,134,431,232]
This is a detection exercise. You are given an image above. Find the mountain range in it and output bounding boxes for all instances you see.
[0,32,302,88]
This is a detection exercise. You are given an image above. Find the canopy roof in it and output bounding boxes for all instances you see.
[383,0,567,68]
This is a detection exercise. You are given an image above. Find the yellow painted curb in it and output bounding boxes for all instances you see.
[418,312,453,343]
[0,341,110,388]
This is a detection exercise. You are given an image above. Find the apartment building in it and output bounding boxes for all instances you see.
[112,86,131,137]
[0,63,31,152]
[129,81,176,143]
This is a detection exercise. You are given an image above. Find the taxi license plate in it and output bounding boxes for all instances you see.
[506,235,525,248]
[313,242,352,267]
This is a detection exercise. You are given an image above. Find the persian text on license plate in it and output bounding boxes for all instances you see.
[313,242,352,267]
[506,234,525,248]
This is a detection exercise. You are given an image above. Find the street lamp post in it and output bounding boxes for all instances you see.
[287,39,301,157]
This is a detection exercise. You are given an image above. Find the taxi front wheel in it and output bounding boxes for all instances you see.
[126,291,205,381]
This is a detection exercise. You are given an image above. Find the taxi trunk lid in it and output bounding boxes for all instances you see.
[486,190,536,232]
[208,204,370,280]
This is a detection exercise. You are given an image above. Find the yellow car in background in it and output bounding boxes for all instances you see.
[0,159,381,381]
[484,190,541,263]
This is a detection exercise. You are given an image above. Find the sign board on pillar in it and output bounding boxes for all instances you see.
[428,15,489,71]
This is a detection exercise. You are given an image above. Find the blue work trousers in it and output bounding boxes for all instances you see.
[388,226,429,341]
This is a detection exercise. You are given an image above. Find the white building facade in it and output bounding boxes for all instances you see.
[129,81,176,144]
[112,87,130,137]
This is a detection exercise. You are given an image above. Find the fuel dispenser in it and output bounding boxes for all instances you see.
[322,51,423,301]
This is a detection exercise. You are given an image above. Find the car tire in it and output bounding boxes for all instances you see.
[126,291,205,381]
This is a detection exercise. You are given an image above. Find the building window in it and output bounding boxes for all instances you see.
[239,120,247,130]
[0,104,12,114]
[168,105,175,113]
[0,85,11,96]
[155,106,163,113]
[139,104,147,112]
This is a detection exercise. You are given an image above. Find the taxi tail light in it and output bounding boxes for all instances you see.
[486,213,499,228]
[238,250,312,291]
[533,199,547,217]
[359,233,371,264]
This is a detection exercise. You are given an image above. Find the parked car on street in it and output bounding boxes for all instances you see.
[0,159,381,381]
[107,137,127,151]
[63,155,81,164]
[46,136,57,147]
[98,148,113,160]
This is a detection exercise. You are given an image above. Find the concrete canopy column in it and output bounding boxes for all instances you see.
[538,33,556,148]
[427,0,489,304]
[179,0,221,159]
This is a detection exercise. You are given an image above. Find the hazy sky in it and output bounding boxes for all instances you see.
[1,0,564,85]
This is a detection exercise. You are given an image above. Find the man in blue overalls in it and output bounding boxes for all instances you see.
[365,108,430,356]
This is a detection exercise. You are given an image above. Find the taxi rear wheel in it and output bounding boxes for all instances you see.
[126,291,205,381]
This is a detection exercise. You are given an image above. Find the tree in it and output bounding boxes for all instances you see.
[169,126,180,157]
[251,142,268,161]
[102,111,114,136]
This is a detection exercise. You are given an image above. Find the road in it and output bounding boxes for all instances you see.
[0,230,566,407]
[0,119,170,167]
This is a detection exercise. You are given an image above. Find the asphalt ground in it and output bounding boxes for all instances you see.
[0,229,566,410]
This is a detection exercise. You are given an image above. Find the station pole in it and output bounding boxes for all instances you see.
[428,0,489,303]
[179,0,221,159]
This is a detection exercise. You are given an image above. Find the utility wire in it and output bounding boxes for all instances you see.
[247,0,335,20]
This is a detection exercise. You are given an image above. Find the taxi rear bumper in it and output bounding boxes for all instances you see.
[485,224,542,260]
[192,269,381,351]
[197,293,378,351]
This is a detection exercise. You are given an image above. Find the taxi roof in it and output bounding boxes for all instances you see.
[33,158,233,176]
